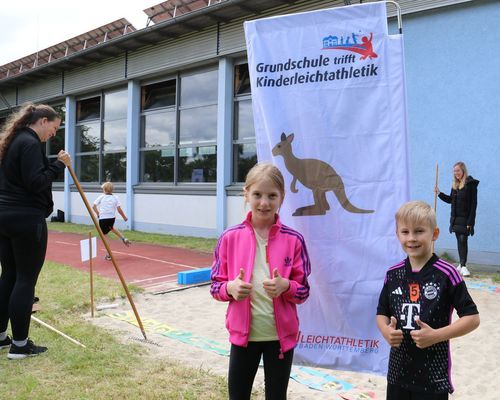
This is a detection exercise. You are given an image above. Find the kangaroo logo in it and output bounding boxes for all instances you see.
[272,132,374,217]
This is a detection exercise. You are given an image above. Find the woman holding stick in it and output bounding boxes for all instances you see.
[0,103,70,359]
[435,161,479,277]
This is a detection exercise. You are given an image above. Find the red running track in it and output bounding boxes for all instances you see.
[46,231,213,293]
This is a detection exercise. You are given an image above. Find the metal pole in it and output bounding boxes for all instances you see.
[385,1,403,34]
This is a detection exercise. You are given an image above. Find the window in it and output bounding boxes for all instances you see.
[103,90,127,182]
[139,67,218,184]
[75,89,128,182]
[47,104,66,183]
[178,68,218,183]
[233,63,257,183]
[140,79,176,183]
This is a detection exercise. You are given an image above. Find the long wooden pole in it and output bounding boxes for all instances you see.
[433,163,439,253]
[67,164,148,341]
[89,231,95,318]
[433,163,439,213]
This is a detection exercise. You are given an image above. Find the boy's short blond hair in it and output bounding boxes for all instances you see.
[101,182,113,194]
[395,200,437,229]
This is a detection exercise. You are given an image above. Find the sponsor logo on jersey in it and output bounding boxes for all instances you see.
[400,303,420,330]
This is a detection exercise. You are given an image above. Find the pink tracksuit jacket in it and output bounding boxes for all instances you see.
[210,212,311,356]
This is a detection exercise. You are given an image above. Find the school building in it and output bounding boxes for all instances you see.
[0,0,498,265]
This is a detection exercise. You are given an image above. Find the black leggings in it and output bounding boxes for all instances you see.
[228,341,294,400]
[0,210,47,341]
[387,384,448,400]
[455,233,468,266]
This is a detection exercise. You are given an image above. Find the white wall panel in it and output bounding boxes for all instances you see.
[0,88,17,110]
[51,190,65,219]
[127,27,218,78]
[227,194,246,227]
[135,193,216,229]
[18,74,63,104]
[65,55,126,94]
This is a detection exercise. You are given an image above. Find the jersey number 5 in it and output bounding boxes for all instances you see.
[409,283,420,302]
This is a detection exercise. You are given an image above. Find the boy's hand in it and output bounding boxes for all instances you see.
[384,317,404,348]
[263,268,290,298]
[411,318,439,348]
[226,269,253,301]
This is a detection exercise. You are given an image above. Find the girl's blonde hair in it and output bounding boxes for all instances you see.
[0,103,60,163]
[452,161,468,190]
[395,200,437,230]
[244,163,285,198]
[101,182,114,194]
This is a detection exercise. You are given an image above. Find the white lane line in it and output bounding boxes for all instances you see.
[111,250,200,269]
[142,279,178,290]
[131,273,178,284]
[55,241,78,246]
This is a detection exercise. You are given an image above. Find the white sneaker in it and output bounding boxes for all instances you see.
[461,266,471,277]
[456,264,462,273]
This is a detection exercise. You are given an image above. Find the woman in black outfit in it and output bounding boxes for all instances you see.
[0,103,70,359]
[435,161,479,277]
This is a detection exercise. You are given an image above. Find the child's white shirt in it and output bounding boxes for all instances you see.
[94,194,120,219]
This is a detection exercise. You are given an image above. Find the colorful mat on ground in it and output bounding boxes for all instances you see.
[108,311,377,398]
[467,281,500,294]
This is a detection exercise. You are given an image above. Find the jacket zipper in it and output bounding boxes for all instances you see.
[268,239,285,359]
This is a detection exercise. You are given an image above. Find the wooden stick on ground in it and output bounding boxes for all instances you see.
[31,316,86,348]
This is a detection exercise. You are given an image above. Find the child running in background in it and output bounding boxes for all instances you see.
[376,201,480,400]
[210,163,311,400]
[92,182,131,260]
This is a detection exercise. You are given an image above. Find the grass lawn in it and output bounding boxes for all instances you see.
[48,222,217,253]
[0,261,228,399]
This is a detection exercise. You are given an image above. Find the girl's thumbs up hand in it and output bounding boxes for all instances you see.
[227,268,253,301]
[263,268,290,298]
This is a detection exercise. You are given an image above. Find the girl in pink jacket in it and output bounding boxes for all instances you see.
[211,163,311,400]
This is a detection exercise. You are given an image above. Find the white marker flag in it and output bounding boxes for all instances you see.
[245,3,409,374]
[80,237,97,262]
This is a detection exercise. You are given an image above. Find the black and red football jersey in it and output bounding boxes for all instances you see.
[377,254,478,394]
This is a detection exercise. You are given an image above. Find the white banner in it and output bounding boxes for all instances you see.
[244,3,409,374]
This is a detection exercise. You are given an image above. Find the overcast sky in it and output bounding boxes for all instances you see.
[0,0,160,66]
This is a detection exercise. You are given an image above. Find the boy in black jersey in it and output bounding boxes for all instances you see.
[376,201,480,400]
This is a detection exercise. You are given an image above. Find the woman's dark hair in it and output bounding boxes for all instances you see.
[0,103,60,163]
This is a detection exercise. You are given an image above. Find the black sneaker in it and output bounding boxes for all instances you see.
[8,339,47,359]
[0,335,11,350]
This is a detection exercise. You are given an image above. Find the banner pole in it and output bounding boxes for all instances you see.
[384,1,403,33]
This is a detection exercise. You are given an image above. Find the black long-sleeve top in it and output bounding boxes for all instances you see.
[438,176,479,233]
[0,127,65,217]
